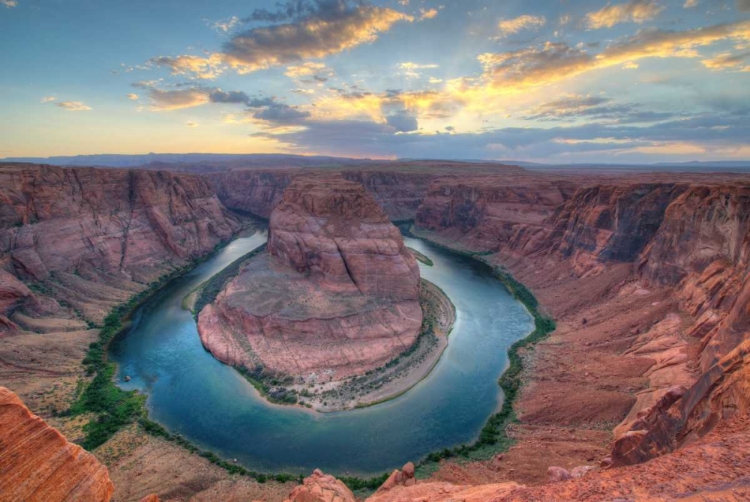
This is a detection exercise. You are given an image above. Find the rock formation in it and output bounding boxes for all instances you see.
[413,174,750,473]
[0,163,240,324]
[0,386,114,502]
[414,174,577,255]
[284,469,356,502]
[198,174,422,383]
[211,167,435,222]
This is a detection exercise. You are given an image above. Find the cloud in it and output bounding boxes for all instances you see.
[385,111,419,132]
[1,0,17,7]
[222,0,413,74]
[284,62,332,79]
[398,61,439,78]
[683,0,699,8]
[55,101,92,111]
[478,20,750,89]
[40,96,56,103]
[208,89,251,104]
[739,0,750,12]
[186,122,199,127]
[419,8,438,20]
[701,50,750,71]
[522,94,676,123]
[496,15,546,37]
[251,102,311,123]
[478,42,593,87]
[126,93,139,100]
[252,111,750,161]
[132,83,212,111]
[149,54,225,79]
[585,0,664,30]
[211,16,241,33]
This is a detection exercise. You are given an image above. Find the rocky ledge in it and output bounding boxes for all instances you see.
[198,174,426,410]
[0,386,114,502]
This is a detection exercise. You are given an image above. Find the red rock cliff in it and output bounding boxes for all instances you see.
[0,163,240,324]
[0,386,114,502]
[268,174,420,300]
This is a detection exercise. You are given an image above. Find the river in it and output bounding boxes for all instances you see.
[110,231,534,476]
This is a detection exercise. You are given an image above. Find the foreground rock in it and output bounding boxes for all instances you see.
[198,174,423,405]
[284,469,356,502]
[0,386,114,502]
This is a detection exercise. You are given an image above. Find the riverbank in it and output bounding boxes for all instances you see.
[291,278,457,412]
[399,228,555,478]
[99,230,546,496]
[408,246,434,266]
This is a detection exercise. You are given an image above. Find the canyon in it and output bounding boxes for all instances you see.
[0,160,749,501]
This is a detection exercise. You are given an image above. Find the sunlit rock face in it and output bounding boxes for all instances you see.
[199,174,422,381]
[414,176,750,471]
[268,174,421,300]
[0,386,114,502]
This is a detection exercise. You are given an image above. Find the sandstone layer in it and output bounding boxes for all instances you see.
[198,174,423,391]
[410,173,750,483]
[0,163,240,326]
[0,386,114,502]
[210,161,525,222]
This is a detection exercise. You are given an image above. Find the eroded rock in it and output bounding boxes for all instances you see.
[0,386,114,502]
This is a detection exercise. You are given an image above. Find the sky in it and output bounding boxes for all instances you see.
[1,0,749,163]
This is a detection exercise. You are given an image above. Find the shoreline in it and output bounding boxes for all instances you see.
[313,278,457,412]
[74,228,554,493]
[193,241,456,413]
[406,226,555,473]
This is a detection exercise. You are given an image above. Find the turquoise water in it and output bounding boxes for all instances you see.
[110,233,533,476]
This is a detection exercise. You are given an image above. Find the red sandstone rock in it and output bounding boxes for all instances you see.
[268,174,420,300]
[284,469,356,502]
[0,386,114,502]
[547,466,572,482]
[0,163,240,323]
[376,462,417,493]
[199,174,422,382]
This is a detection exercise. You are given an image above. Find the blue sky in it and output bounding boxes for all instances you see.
[1,0,749,162]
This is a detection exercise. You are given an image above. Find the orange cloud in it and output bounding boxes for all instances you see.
[478,20,750,89]
[701,51,750,71]
[586,0,664,30]
[55,101,92,111]
[149,54,225,79]
[223,5,413,74]
[497,15,546,37]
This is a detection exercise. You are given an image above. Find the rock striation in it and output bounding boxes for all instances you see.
[0,386,114,502]
[412,175,750,471]
[0,163,240,325]
[198,174,422,384]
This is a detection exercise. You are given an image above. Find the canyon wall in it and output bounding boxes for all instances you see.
[0,386,114,502]
[414,174,578,255]
[0,163,240,325]
[210,168,435,222]
[413,176,750,468]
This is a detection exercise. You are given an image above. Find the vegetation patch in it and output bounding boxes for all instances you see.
[405,230,556,475]
[408,246,434,266]
[65,241,236,450]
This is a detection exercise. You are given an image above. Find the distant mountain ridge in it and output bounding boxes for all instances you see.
[2,153,749,172]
